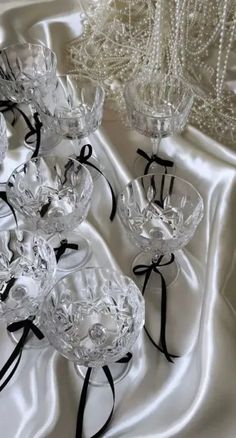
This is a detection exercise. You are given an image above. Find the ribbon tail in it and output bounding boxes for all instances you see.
[76,367,92,438]
[0,352,22,392]
[158,274,175,363]
[75,364,117,438]
[0,325,30,390]
[144,326,178,359]
[0,191,18,225]
[85,161,117,221]
[91,366,115,438]
[141,269,152,297]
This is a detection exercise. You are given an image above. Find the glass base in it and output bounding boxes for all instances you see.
[134,153,175,177]
[132,252,179,290]
[8,324,48,349]
[49,231,91,272]
[74,359,131,387]
[0,199,12,218]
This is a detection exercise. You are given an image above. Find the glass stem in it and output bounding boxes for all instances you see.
[151,137,161,157]
[73,139,82,156]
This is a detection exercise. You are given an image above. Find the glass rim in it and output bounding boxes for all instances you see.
[120,173,203,203]
[0,42,57,83]
[44,266,143,300]
[124,78,194,119]
[6,155,93,203]
[118,173,204,243]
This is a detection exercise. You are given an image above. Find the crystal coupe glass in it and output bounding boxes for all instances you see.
[118,174,204,287]
[124,74,194,175]
[0,42,57,103]
[0,230,56,348]
[41,267,145,385]
[6,156,93,272]
[0,112,10,218]
[0,112,8,163]
[37,74,105,179]
[0,42,59,151]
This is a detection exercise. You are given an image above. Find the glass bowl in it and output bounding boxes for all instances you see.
[0,230,56,347]
[41,267,145,384]
[118,173,204,286]
[0,43,57,103]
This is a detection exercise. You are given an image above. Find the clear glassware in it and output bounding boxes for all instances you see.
[37,74,105,179]
[0,112,8,163]
[0,42,57,103]
[0,113,10,218]
[124,74,194,175]
[41,267,145,385]
[6,156,93,271]
[0,230,56,348]
[118,173,204,287]
[0,42,60,151]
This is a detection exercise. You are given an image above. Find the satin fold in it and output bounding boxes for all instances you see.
[0,1,235,437]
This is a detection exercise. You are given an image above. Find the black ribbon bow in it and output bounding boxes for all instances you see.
[76,352,132,438]
[54,239,79,263]
[137,148,174,175]
[0,316,44,392]
[133,254,178,363]
[75,144,117,221]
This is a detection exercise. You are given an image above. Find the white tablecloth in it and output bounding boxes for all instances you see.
[0,1,236,437]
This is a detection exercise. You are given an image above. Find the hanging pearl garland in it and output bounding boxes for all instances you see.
[67,0,236,146]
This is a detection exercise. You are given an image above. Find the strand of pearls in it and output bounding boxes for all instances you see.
[67,0,236,145]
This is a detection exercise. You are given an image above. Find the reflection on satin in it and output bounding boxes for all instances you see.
[0,1,236,438]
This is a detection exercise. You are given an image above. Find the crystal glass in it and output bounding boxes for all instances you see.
[0,230,56,348]
[37,74,105,179]
[118,173,204,287]
[0,112,8,163]
[124,74,194,175]
[0,113,10,218]
[41,267,145,385]
[0,42,59,152]
[0,43,57,103]
[6,156,93,271]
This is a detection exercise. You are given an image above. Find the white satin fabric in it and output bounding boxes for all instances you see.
[0,1,236,437]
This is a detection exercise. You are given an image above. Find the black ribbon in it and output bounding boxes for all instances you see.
[0,316,44,392]
[75,144,117,221]
[0,190,18,225]
[0,100,18,126]
[54,239,79,263]
[76,352,132,438]
[0,277,16,302]
[137,148,174,175]
[25,112,42,159]
[133,254,178,363]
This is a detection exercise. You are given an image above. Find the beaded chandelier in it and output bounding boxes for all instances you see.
[67,0,236,146]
